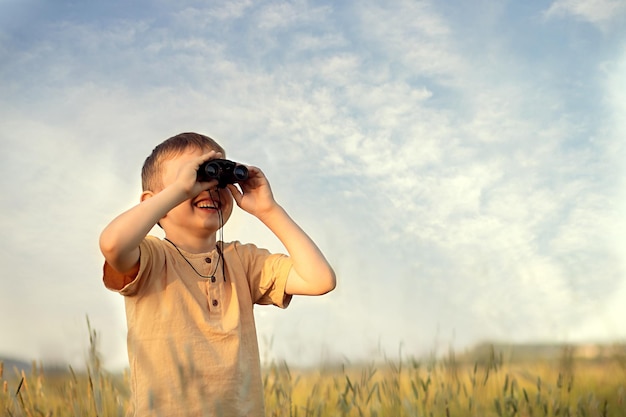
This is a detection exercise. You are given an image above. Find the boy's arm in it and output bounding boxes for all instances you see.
[259,205,337,296]
[99,185,187,274]
[99,151,220,276]
[227,167,336,296]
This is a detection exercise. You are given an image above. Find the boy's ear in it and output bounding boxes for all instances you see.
[140,190,154,203]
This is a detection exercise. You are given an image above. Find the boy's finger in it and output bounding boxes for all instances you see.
[226,184,243,203]
[197,151,222,163]
[198,179,219,190]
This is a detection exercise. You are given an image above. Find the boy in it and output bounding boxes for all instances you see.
[99,132,336,417]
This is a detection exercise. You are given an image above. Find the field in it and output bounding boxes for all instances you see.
[2,327,625,416]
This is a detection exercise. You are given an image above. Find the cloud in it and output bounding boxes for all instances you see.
[255,0,332,30]
[355,0,462,81]
[544,0,626,27]
[1,0,625,368]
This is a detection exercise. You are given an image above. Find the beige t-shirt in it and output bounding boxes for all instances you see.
[103,236,293,417]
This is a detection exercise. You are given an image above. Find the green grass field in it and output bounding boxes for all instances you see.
[2,326,625,416]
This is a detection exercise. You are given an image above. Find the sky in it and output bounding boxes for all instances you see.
[1,0,625,370]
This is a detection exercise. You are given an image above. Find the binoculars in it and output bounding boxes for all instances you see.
[197,158,249,188]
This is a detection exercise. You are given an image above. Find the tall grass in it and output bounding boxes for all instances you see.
[262,346,626,417]
[1,320,129,417]
[2,327,625,416]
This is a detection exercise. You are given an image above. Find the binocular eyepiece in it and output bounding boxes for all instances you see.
[198,158,248,188]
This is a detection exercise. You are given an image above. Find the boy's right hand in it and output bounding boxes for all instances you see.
[100,149,222,276]
[172,150,223,199]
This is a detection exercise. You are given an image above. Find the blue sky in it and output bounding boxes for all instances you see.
[1,0,625,370]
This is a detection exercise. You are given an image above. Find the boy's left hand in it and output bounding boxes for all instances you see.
[227,166,278,219]
[229,164,337,296]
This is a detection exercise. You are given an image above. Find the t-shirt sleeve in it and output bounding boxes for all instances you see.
[102,236,164,296]
[235,242,293,308]
[103,260,140,292]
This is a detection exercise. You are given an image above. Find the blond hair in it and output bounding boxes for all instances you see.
[141,132,225,191]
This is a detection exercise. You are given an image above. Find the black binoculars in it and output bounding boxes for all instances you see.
[197,158,249,188]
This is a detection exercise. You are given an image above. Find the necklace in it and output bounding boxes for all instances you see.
[164,238,225,281]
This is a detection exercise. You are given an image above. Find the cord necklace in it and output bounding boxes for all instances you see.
[163,188,227,281]
[164,237,224,281]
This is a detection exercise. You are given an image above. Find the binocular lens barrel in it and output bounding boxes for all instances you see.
[232,165,248,180]
[203,163,220,177]
[198,159,248,187]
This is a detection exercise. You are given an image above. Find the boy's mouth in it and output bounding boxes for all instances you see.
[195,200,220,210]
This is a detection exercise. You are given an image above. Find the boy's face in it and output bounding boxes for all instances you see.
[157,147,234,239]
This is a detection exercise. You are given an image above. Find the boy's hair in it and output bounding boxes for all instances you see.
[142,132,225,192]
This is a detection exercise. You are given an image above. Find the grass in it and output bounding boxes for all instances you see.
[2,326,625,416]
[262,348,626,417]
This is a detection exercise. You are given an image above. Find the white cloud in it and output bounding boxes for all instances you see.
[255,0,332,30]
[289,32,348,52]
[544,0,626,27]
[204,0,254,21]
[356,0,462,80]
[1,0,625,368]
